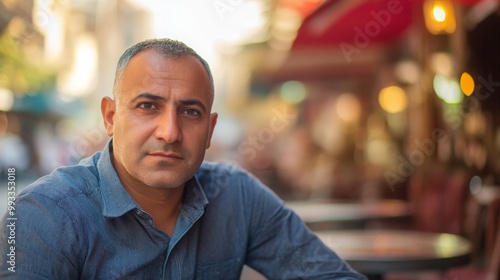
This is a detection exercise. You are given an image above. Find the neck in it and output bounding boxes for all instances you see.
[124,182,185,236]
[110,150,185,236]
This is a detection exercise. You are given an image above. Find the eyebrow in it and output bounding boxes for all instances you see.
[178,99,207,113]
[130,93,207,113]
[130,93,166,103]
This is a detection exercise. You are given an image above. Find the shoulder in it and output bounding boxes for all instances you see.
[196,161,282,203]
[10,153,104,240]
[197,161,250,178]
[18,152,102,204]
[196,161,261,188]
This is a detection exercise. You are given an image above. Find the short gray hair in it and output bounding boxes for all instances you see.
[112,38,214,100]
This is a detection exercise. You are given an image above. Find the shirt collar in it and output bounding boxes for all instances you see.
[98,139,139,218]
[183,175,209,213]
[97,138,209,218]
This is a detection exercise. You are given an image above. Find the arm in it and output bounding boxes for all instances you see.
[243,176,366,279]
[0,191,81,279]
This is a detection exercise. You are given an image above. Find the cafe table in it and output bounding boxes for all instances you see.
[286,199,412,229]
[315,229,472,280]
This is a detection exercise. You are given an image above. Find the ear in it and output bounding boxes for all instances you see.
[101,97,116,137]
[205,112,218,149]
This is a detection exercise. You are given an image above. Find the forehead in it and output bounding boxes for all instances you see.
[120,49,213,99]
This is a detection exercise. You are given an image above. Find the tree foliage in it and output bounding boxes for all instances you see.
[0,34,55,95]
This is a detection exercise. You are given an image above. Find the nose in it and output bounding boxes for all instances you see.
[154,109,182,144]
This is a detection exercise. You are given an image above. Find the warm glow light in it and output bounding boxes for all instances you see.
[464,112,486,136]
[433,74,463,104]
[378,86,408,113]
[394,60,420,84]
[432,5,447,22]
[57,33,97,100]
[279,81,306,104]
[423,0,456,34]
[431,52,453,76]
[336,93,361,123]
[0,89,14,111]
[460,72,475,96]
[436,234,461,257]
[44,10,64,64]
[366,139,395,166]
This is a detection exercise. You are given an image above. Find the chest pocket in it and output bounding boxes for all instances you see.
[197,258,243,280]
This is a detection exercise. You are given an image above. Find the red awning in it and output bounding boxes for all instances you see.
[292,0,484,49]
[252,0,486,84]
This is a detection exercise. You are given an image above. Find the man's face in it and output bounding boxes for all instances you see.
[101,49,217,189]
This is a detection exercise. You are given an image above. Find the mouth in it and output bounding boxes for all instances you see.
[148,151,183,160]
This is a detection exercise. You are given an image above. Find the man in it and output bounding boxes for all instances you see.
[0,39,366,279]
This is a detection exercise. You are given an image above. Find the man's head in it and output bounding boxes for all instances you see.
[112,38,214,103]
[101,38,218,191]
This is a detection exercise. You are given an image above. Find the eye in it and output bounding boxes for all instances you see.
[183,108,200,116]
[138,102,158,110]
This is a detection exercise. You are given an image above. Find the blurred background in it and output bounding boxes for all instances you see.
[1,0,500,278]
[1,0,500,230]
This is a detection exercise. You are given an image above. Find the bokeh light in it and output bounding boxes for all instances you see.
[336,93,361,123]
[460,72,475,96]
[433,74,463,104]
[57,33,98,101]
[279,81,306,104]
[431,52,453,76]
[394,60,420,84]
[469,175,482,195]
[0,88,14,111]
[432,5,447,22]
[378,86,408,113]
[424,0,456,34]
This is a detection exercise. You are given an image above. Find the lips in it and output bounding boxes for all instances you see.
[148,151,183,159]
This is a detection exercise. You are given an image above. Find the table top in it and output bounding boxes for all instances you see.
[316,229,472,273]
[286,199,412,224]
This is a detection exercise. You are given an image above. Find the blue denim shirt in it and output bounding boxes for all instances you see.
[0,140,365,279]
